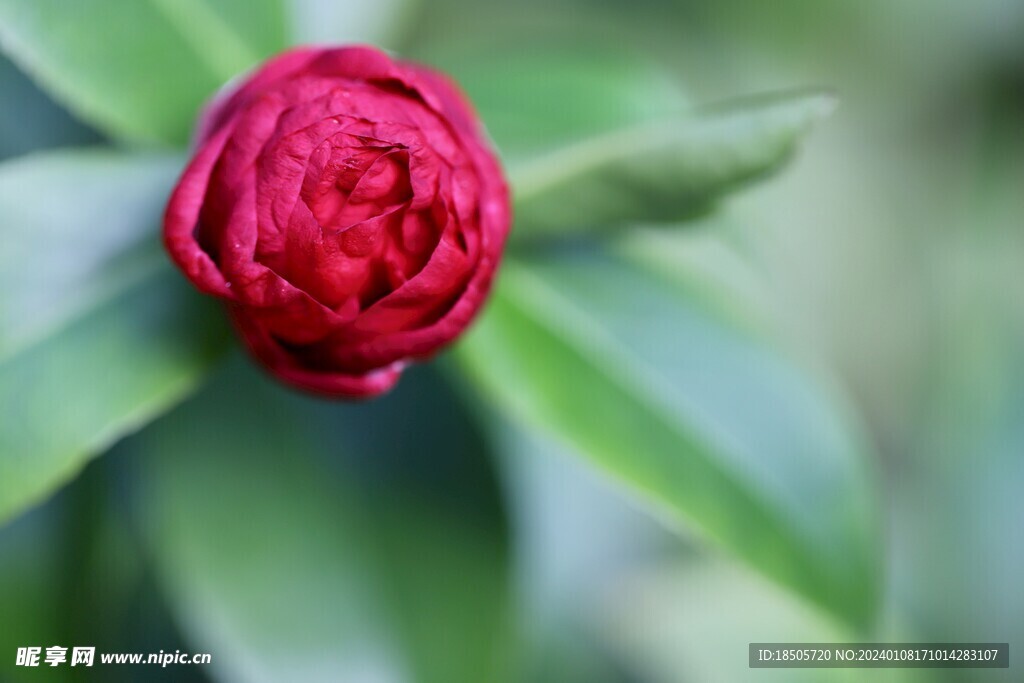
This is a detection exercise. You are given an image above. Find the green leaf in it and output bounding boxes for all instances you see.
[511,90,835,240]
[0,456,201,678]
[133,359,512,683]
[475,418,678,683]
[0,54,101,161]
[0,151,178,357]
[0,151,231,525]
[0,270,229,526]
[456,250,879,629]
[418,43,688,159]
[0,0,287,145]
[0,508,66,683]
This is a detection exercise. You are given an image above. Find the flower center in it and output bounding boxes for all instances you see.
[302,142,413,233]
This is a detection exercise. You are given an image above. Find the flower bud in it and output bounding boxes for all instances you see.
[165,46,510,397]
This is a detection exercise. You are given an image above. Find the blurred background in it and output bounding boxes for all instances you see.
[0,0,1022,681]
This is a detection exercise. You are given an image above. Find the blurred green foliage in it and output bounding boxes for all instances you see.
[0,0,1021,682]
[457,251,877,626]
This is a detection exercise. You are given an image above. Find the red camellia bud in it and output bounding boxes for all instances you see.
[164,46,510,398]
